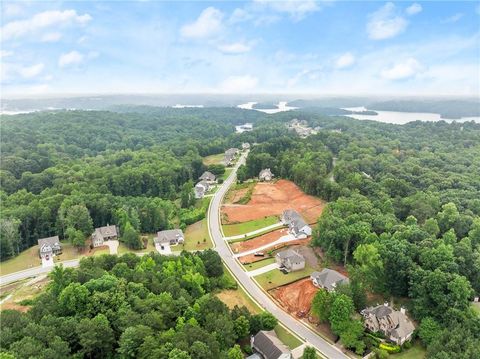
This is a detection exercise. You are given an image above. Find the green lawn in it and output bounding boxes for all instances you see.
[183,218,213,251]
[203,153,224,166]
[274,324,303,350]
[391,341,426,359]
[1,242,84,275]
[254,265,314,291]
[223,216,279,237]
[221,168,233,181]
[243,257,276,271]
[471,302,480,315]
[117,235,157,255]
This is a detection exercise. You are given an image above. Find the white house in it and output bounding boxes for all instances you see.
[259,168,274,181]
[281,209,312,238]
[194,181,210,199]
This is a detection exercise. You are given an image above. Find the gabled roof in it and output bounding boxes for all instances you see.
[253,331,290,359]
[199,171,216,181]
[282,209,308,232]
[276,249,305,264]
[363,305,415,341]
[155,229,184,244]
[94,225,117,238]
[259,168,273,178]
[38,236,61,251]
[311,268,349,290]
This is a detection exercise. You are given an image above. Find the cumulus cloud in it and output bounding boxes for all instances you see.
[254,0,320,21]
[335,52,355,69]
[18,63,45,78]
[58,51,84,67]
[381,58,423,80]
[41,32,62,42]
[0,50,14,58]
[217,42,252,54]
[406,3,422,16]
[367,2,408,40]
[180,7,223,39]
[219,75,258,92]
[1,10,91,41]
[443,13,463,23]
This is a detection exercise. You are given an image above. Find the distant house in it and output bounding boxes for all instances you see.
[362,304,415,345]
[199,171,216,183]
[281,209,312,238]
[194,181,210,199]
[250,330,292,359]
[92,225,118,247]
[236,123,253,133]
[223,148,239,166]
[38,236,62,258]
[242,142,251,150]
[311,268,349,291]
[275,249,305,272]
[259,168,274,182]
[155,229,185,246]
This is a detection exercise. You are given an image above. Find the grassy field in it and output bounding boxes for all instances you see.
[183,218,213,251]
[117,235,157,255]
[223,216,279,237]
[392,341,426,359]
[254,265,314,291]
[1,242,83,275]
[221,168,233,181]
[203,153,224,165]
[274,324,303,350]
[243,257,276,271]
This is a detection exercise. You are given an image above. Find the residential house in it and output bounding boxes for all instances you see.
[242,142,251,150]
[250,330,292,359]
[92,225,118,247]
[199,171,216,183]
[362,304,415,345]
[194,181,210,199]
[259,168,274,181]
[281,209,312,238]
[310,268,349,291]
[38,236,62,258]
[275,249,305,272]
[223,148,239,166]
[235,123,253,133]
[155,229,185,246]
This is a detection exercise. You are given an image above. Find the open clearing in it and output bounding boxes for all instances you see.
[184,218,212,251]
[202,153,224,166]
[223,215,279,237]
[221,179,326,224]
[254,263,314,291]
[0,276,50,312]
[270,278,318,317]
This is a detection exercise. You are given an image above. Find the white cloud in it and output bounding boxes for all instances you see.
[406,3,422,16]
[58,51,84,67]
[180,7,223,39]
[41,32,62,42]
[443,13,464,23]
[367,2,408,40]
[381,58,423,80]
[0,50,14,58]
[3,3,23,17]
[217,42,252,54]
[335,52,355,69]
[254,0,320,21]
[18,63,45,78]
[219,75,258,92]
[1,10,91,41]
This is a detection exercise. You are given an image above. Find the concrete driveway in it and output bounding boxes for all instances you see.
[41,256,54,268]
[155,243,172,255]
[247,263,279,277]
[103,240,119,255]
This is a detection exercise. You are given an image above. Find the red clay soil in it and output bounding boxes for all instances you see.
[222,180,326,224]
[270,278,318,317]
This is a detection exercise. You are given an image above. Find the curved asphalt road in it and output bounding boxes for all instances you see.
[208,151,349,359]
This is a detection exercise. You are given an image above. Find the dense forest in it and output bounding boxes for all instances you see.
[0,250,279,358]
[241,112,480,358]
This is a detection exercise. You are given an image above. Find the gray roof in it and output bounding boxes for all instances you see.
[94,225,117,238]
[282,209,308,232]
[364,305,415,341]
[276,249,305,264]
[365,305,393,318]
[199,171,216,181]
[259,168,273,178]
[155,229,184,244]
[253,331,290,359]
[38,236,61,253]
[311,268,349,290]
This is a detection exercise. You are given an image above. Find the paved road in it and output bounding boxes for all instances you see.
[208,151,349,359]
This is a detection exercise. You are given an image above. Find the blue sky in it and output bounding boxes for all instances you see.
[1,1,479,96]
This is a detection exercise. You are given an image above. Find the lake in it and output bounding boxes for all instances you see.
[343,107,480,125]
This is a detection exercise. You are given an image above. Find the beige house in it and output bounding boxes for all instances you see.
[275,249,305,272]
[155,229,185,246]
[92,225,118,247]
[362,304,415,345]
[259,168,274,181]
[194,181,210,199]
[38,236,62,258]
[199,171,216,183]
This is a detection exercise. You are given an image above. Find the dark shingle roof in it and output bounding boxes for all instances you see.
[253,331,290,359]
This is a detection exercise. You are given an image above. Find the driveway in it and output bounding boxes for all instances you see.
[103,240,119,255]
[41,256,54,268]
[155,243,172,255]
[246,263,279,277]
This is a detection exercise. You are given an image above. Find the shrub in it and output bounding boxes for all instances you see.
[242,344,252,355]
[379,343,401,353]
[402,341,412,349]
[373,348,389,359]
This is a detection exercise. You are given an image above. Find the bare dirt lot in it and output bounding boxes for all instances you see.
[222,180,326,224]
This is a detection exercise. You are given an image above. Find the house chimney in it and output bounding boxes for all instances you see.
[250,335,254,348]
[384,302,389,307]
[400,307,406,314]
